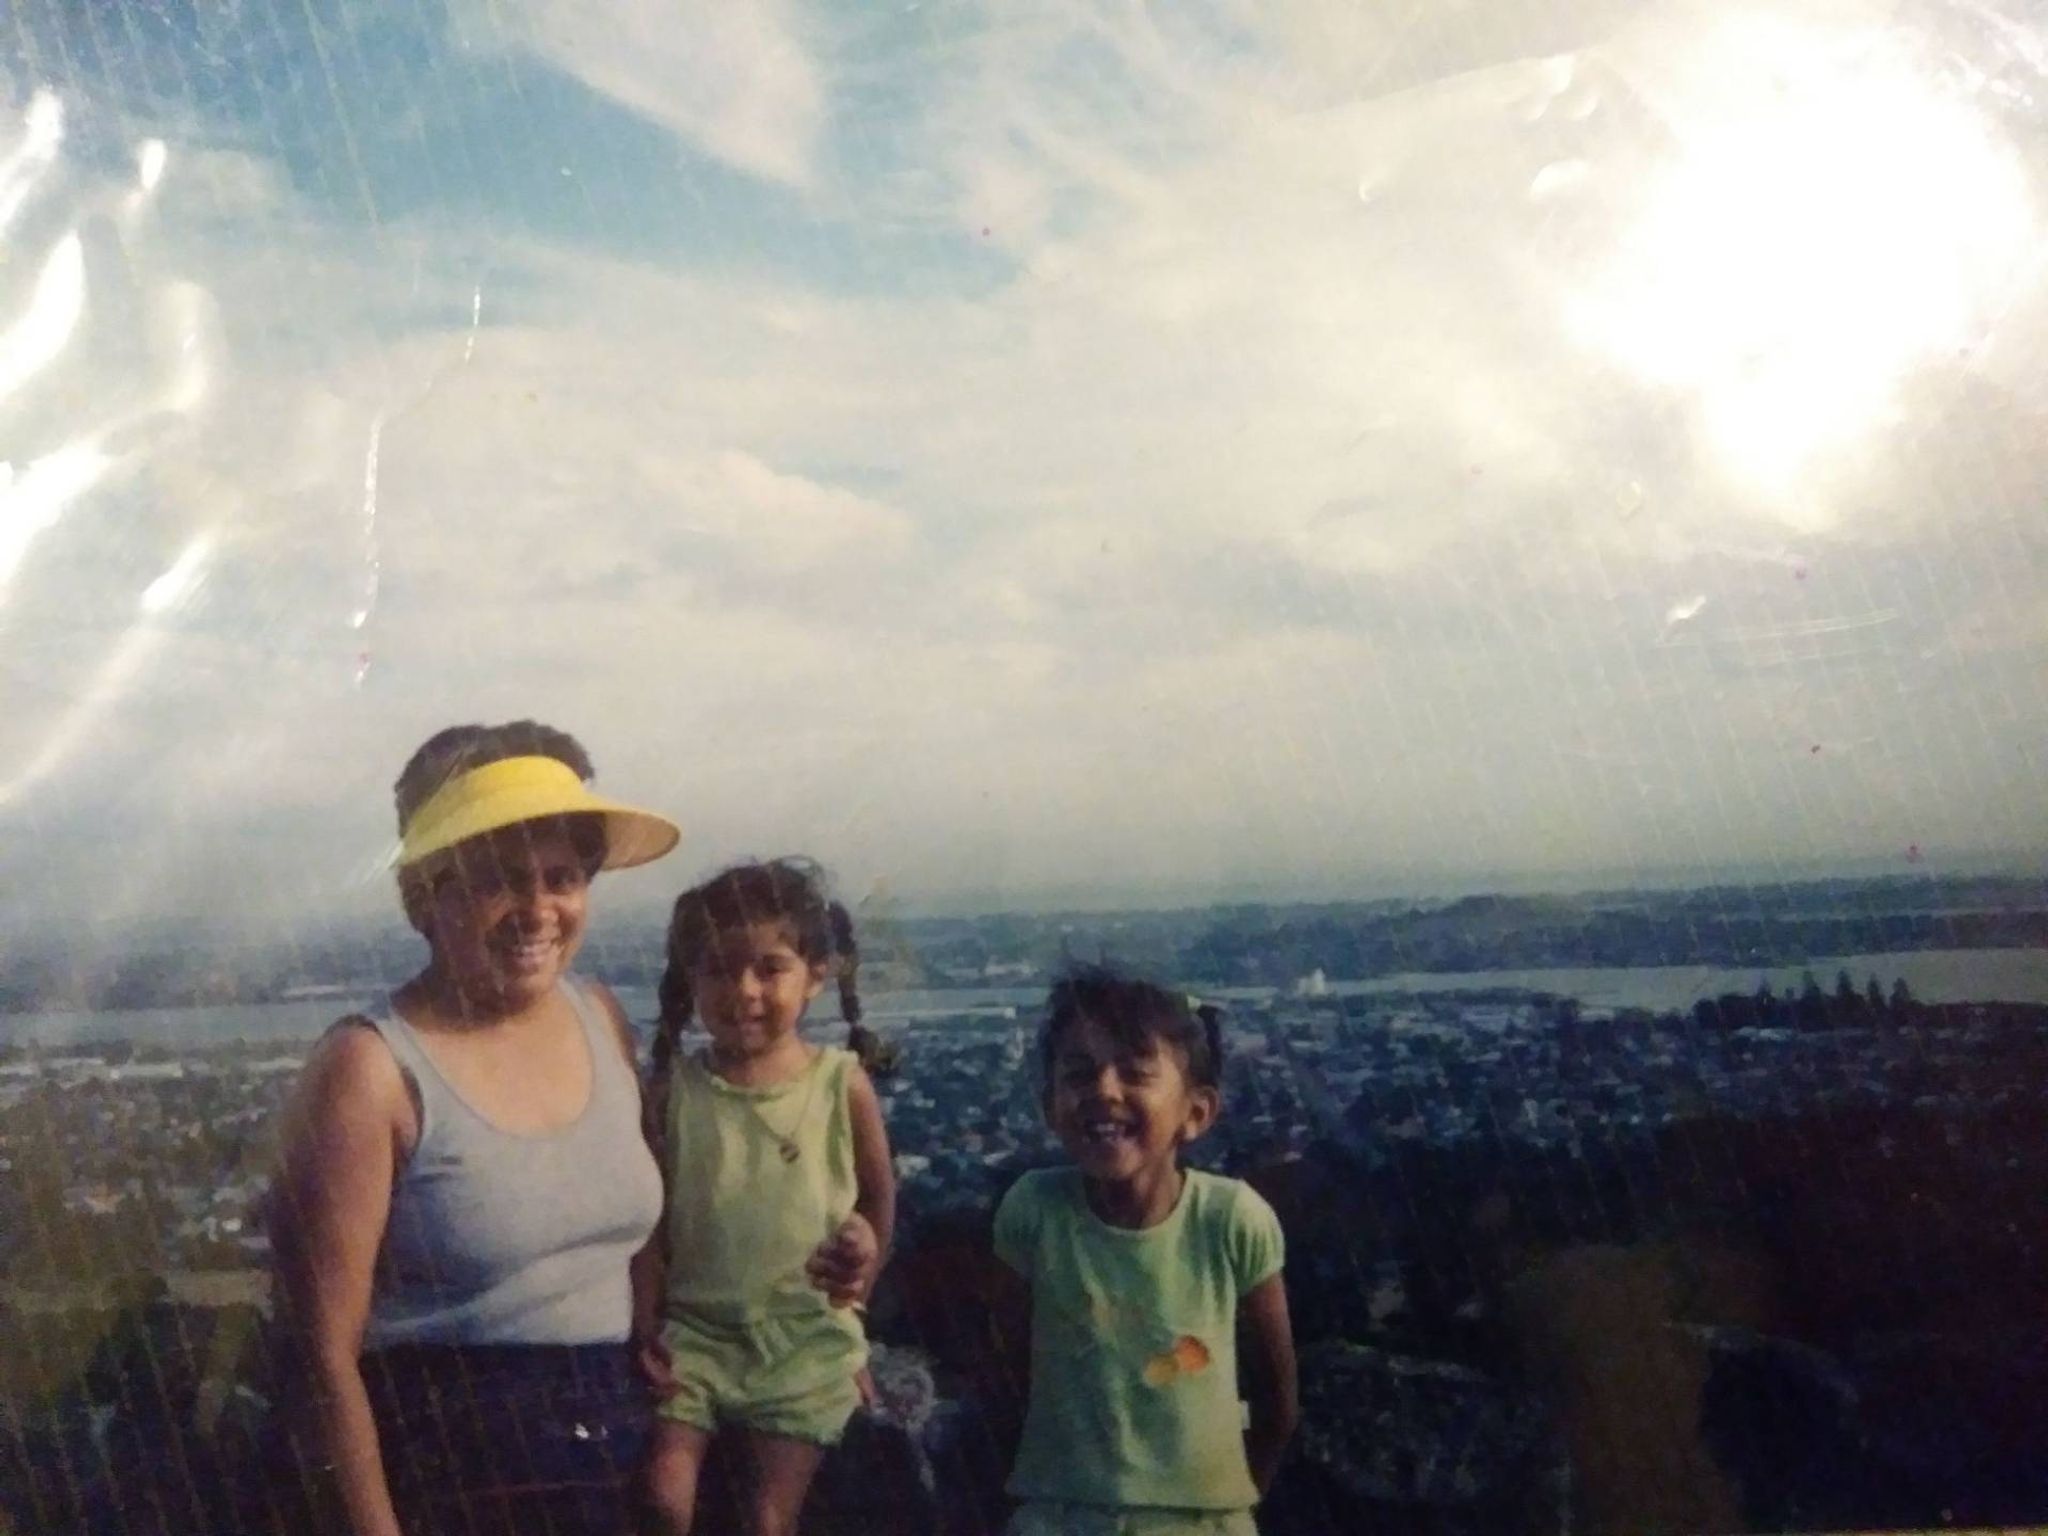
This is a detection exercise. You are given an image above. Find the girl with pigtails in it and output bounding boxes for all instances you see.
[633,859,897,1536]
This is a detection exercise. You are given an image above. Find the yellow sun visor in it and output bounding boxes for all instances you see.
[394,755,680,872]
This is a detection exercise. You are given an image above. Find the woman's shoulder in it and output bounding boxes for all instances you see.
[566,972,624,1012]
[305,1014,402,1088]
[280,1015,412,1141]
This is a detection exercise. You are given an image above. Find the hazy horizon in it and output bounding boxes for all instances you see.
[13,847,2043,966]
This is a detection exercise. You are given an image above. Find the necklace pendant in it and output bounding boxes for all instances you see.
[779,1140,801,1164]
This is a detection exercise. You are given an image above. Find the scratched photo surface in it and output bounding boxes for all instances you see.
[1,1,2045,1532]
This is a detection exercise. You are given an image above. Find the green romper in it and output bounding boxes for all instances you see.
[657,1045,868,1445]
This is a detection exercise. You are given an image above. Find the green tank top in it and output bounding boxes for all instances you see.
[661,1045,859,1326]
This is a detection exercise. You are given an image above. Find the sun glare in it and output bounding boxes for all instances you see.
[1580,13,2034,505]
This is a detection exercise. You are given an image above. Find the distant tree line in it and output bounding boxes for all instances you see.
[1177,903,2048,988]
[1691,971,1918,1034]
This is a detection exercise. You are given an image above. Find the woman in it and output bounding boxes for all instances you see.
[268,721,680,1536]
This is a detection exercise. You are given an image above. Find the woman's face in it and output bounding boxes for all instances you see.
[419,822,592,1012]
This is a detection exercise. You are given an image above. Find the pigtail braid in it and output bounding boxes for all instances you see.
[828,900,862,1028]
[1194,1001,1226,1079]
[829,899,883,1074]
[652,935,693,1090]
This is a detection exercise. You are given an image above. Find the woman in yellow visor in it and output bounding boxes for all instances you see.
[268,720,680,1536]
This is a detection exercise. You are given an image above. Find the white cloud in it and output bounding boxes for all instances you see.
[171,148,286,214]
[664,448,913,565]
[462,0,825,187]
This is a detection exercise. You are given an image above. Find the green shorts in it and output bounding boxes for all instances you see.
[1006,1502,1259,1536]
[656,1306,867,1446]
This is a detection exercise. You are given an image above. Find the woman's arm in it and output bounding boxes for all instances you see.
[270,1024,409,1536]
[587,981,676,1391]
[629,1065,670,1347]
[1238,1274,1300,1495]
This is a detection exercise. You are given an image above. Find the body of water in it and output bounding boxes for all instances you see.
[1322,948,2048,1013]
[5,949,2043,1049]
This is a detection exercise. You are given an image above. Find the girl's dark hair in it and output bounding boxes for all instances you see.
[1039,963,1225,1092]
[392,720,606,872]
[654,858,873,1078]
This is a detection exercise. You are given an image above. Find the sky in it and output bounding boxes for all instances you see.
[0,0,2044,955]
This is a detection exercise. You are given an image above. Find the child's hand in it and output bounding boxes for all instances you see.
[635,1325,678,1398]
[805,1213,879,1308]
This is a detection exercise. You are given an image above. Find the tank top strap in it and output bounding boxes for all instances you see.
[801,1045,855,1163]
[820,1043,853,1108]
[559,976,637,1112]
[359,999,447,1145]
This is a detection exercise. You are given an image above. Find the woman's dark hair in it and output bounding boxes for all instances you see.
[655,858,873,1078]
[1039,963,1225,1092]
[392,720,606,873]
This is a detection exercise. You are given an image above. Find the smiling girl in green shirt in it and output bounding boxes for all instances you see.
[993,966,1299,1535]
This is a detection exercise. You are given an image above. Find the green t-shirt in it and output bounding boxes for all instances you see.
[993,1167,1284,1511]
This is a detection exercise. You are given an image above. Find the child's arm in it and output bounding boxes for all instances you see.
[847,1064,896,1282]
[1239,1274,1299,1494]
[808,1063,895,1305]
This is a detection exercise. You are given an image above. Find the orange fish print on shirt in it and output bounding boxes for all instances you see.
[1141,1334,1212,1388]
